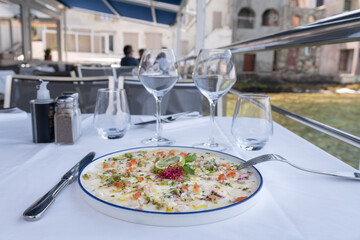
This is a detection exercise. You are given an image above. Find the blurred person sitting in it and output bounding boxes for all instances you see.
[138,48,145,62]
[121,45,139,66]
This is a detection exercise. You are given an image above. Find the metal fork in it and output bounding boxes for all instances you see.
[237,154,360,181]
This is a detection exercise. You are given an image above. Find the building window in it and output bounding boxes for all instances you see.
[66,34,76,52]
[243,54,256,72]
[213,11,222,30]
[339,49,354,73]
[78,35,91,52]
[344,0,352,11]
[293,15,301,27]
[237,8,255,29]
[316,0,324,7]
[308,16,316,23]
[262,9,279,26]
[145,33,162,48]
[286,48,299,70]
[123,33,138,53]
[108,35,113,52]
[289,0,299,7]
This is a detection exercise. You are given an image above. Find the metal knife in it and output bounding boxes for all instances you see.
[23,152,96,221]
[134,111,191,125]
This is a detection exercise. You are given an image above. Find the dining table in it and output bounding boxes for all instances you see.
[1,112,359,240]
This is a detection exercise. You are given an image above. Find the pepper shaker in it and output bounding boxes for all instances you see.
[62,92,82,138]
[54,96,77,144]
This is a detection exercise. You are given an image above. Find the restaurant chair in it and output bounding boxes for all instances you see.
[4,74,114,113]
[33,69,76,77]
[123,80,206,115]
[114,66,135,77]
[78,66,136,89]
[0,64,20,74]
[77,66,116,78]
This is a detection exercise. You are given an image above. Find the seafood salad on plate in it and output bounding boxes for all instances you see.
[81,148,259,213]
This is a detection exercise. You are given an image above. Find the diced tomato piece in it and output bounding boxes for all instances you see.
[168,150,175,156]
[131,191,142,200]
[221,163,230,170]
[180,152,188,158]
[181,185,189,191]
[235,197,247,202]
[137,176,144,182]
[113,182,124,189]
[227,170,237,178]
[218,173,226,181]
[130,159,138,165]
[111,161,116,166]
[193,183,200,192]
[103,163,109,169]
[126,163,132,168]
[156,151,164,156]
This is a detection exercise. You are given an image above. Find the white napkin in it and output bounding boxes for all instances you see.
[138,116,208,131]
[0,108,28,121]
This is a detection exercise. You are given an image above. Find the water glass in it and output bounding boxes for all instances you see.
[94,88,130,139]
[231,94,273,150]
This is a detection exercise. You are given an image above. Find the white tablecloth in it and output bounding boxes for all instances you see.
[0,114,359,240]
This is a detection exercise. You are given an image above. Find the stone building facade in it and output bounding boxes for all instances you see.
[231,0,325,77]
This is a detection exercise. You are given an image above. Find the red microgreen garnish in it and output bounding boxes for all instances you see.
[157,163,184,181]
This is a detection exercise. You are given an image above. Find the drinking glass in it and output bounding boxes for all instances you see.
[94,88,130,139]
[231,94,273,150]
[193,49,236,151]
[138,48,178,145]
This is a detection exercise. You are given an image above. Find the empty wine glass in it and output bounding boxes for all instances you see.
[138,48,178,145]
[193,49,236,151]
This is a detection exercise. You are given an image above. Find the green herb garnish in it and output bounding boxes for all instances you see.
[185,154,196,163]
[182,164,195,175]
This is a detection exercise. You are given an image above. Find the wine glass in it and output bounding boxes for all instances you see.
[138,48,178,145]
[193,49,236,151]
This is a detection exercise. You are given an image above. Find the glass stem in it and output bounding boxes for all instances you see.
[155,97,162,140]
[208,100,217,147]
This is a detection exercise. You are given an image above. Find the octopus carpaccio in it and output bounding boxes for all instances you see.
[81,149,259,212]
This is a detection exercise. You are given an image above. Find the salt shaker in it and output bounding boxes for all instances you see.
[54,96,77,144]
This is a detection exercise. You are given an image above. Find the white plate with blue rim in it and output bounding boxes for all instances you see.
[78,146,263,226]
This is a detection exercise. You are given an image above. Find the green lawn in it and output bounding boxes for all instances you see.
[226,93,360,169]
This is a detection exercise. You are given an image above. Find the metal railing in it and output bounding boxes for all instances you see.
[229,89,360,149]
[223,9,360,53]
[178,9,360,150]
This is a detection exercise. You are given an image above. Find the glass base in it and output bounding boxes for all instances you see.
[141,136,174,146]
[193,142,230,151]
[97,128,126,139]
[238,144,265,151]
[236,139,267,151]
